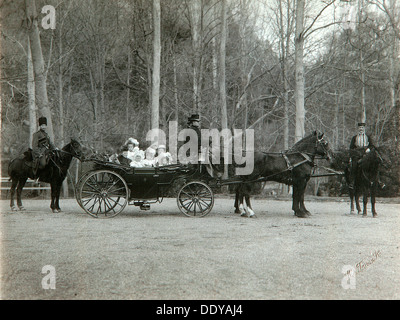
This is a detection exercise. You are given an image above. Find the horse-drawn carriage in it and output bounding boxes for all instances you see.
[75,160,217,218]
[75,131,335,219]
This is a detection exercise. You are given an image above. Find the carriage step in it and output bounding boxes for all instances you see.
[140,204,150,210]
[129,201,151,210]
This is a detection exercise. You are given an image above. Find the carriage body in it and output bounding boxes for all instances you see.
[76,160,215,218]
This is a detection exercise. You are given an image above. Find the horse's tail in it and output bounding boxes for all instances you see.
[8,157,24,179]
[8,158,15,176]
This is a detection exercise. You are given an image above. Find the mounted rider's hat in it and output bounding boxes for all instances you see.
[188,114,200,123]
[38,116,47,126]
[357,122,366,127]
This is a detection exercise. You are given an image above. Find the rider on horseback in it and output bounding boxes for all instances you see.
[32,116,55,177]
[348,122,383,189]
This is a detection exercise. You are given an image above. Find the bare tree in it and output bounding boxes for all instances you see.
[27,37,36,147]
[188,0,203,113]
[294,0,305,142]
[151,0,161,130]
[219,0,228,179]
[25,0,53,140]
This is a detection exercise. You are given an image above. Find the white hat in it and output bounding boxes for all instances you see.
[157,144,166,149]
[146,147,156,154]
[127,137,139,146]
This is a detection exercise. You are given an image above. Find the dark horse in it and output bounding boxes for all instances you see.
[234,131,333,218]
[345,147,390,217]
[8,139,84,212]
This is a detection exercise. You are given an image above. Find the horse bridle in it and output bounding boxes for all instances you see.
[50,141,83,162]
[315,136,330,160]
[291,136,330,160]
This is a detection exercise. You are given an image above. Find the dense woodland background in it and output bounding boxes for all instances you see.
[1,0,399,196]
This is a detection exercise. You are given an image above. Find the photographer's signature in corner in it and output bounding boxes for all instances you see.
[341,249,382,290]
[356,249,382,273]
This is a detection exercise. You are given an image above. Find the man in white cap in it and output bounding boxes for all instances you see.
[349,122,373,151]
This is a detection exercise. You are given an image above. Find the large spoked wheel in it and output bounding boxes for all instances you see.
[75,171,93,210]
[177,181,214,217]
[78,170,129,218]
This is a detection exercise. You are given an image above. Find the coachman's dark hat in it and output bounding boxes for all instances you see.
[188,114,200,123]
[357,122,366,127]
[38,116,47,126]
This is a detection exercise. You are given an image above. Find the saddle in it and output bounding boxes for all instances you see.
[23,148,34,162]
[23,148,51,169]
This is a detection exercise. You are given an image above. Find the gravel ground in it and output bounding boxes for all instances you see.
[0,196,399,300]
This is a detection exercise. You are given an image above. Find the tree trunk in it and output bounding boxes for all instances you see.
[25,0,54,140]
[151,0,161,130]
[27,37,36,148]
[126,46,131,126]
[219,0,228,180]
[173,55,179,122]
[57,24,69,198]
[278,0,292,151]
[189,0,203,113]
[294,0,305,142]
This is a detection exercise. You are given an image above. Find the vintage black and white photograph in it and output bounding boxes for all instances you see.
[0,0,399,302]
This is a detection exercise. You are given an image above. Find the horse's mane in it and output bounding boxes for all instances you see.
[23,148,33,161]
[62,139,76,151]
[289,132,317,151]
[55,139,81,162]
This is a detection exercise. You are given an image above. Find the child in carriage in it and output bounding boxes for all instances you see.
[130,150,145,167]
[143,146,156,167]
[124,137,140,162]
[117,145,132,166]
[155,145,172,166]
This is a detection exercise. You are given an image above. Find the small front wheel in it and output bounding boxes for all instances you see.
[177,181,214,217]
[78,170,129,218]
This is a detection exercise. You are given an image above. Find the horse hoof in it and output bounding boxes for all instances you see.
[19,207,26,211]
[350,210,355,214]
[373,213,378,218]
[249,214,257,218]
[234,209,241,214]
[11,206,18,212]
[240,212,248,217]
[295,212,308,218]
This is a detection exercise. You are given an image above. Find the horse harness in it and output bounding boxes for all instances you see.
[222,151,316,186]
[282,152,314,172]
[47,143,81,176]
